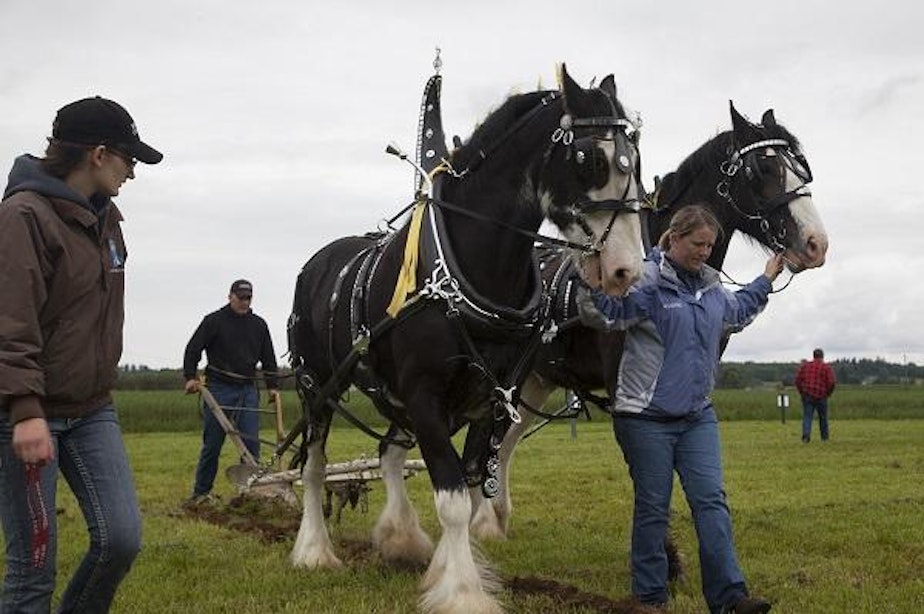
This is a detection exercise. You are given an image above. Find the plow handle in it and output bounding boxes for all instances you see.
[200,386,258,466]
[273,393,285,444]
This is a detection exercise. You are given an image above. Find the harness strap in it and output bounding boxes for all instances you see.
[327,245,377,375]
[275,300,426,463]
[449,91,561,179]
[520,387,612,442]
[429,196,592,252]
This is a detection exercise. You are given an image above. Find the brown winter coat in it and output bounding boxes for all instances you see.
[0,190,126,423]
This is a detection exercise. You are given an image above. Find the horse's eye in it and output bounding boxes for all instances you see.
[746,153,777,188]
[573,139,609,189]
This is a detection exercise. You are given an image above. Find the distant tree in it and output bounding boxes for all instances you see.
[716,358,923,388]
[718,365,744,389]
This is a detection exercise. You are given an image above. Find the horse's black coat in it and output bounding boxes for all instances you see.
[288,67,640,496]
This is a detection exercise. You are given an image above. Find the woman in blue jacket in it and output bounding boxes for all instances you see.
[578,205,783,614]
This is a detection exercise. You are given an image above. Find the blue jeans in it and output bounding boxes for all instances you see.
[0,406,141,613]
[614,407,748,613]
[192,380,259,496]
[801,395,829,441]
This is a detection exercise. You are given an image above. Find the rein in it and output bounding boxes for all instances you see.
[718,266,795,294]
[442,92,561,180]
[427,195,602,253]
[642,201,797,296]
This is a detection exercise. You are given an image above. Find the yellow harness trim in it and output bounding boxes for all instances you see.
[387,199,427,318]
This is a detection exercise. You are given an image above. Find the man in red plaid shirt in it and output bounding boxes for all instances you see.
[795,348,836,442]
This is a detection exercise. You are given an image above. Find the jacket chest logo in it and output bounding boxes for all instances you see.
[107,238,124,271]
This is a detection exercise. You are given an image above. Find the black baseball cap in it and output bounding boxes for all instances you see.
[52,96,163,164]
[230,279,253,296]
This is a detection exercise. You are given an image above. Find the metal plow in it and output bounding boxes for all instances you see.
[199,387,426,515]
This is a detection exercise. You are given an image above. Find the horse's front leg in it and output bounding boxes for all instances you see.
[373,426,433,568]
[411,394,502,614]
[291,417,342,569]
[470,373,553,540]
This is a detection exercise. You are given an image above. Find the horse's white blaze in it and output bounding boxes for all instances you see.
[537,133,644,296]
[291,441,342,568]
[577,138,643,295]
[420,490,501,614]
[783,165,828,270]
[470,372,554,540]
[373,444,433,566]
[598,211,642,295]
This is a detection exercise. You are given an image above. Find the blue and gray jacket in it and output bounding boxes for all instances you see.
[583,248,772,420]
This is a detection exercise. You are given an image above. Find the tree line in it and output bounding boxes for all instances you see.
[117,357,923,391]
[115,365,297,390]
[717,358,923,389]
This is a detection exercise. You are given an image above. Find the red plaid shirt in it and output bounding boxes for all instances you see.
[795,359,836,399]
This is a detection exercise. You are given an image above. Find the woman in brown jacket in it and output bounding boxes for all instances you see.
[0,96,161,612]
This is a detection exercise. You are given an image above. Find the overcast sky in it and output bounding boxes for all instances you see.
[2,1,922,369]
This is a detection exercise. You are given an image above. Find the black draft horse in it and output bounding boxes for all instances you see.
[288,65,644,614]
[470,102,829,540]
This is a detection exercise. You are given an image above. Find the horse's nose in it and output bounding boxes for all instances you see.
[804,232,828,267]
[604,266,639,296]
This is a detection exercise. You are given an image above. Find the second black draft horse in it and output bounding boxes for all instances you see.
[470,102,830,541]
[288,65,644,614]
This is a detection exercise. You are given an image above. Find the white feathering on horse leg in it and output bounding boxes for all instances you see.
[291,443,342,569]
[373,444,433,567]
[420,490,502,614]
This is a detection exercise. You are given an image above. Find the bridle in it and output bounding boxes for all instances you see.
[440,90,645,255]
[551,113,645,254]
[717,137,813,253]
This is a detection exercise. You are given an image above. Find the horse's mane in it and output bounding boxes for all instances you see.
[450,90,558,172]
[658,120,802,208]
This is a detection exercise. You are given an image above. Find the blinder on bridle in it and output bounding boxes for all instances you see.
[551,113,644,253]
[718,138,812,252]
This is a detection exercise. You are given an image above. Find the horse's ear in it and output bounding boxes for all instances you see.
[761,109,777,127]
[559,63,583,111]
[729,101,753,140]
[599,74,617,101]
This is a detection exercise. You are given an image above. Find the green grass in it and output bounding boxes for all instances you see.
[113,384,924,434]
[711,385,924,421]
[16,418,924,613]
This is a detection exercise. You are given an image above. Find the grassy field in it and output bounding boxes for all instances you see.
[112,384,924,434]
[16,410,924,613]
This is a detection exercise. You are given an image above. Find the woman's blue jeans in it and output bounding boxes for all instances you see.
[614,407,749,613]
[192,380,259,497]
[0,405,142,613]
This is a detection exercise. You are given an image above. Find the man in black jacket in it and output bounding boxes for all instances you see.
[183,279,279,502]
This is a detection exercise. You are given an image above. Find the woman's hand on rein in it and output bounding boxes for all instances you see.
[764,253,785,282]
